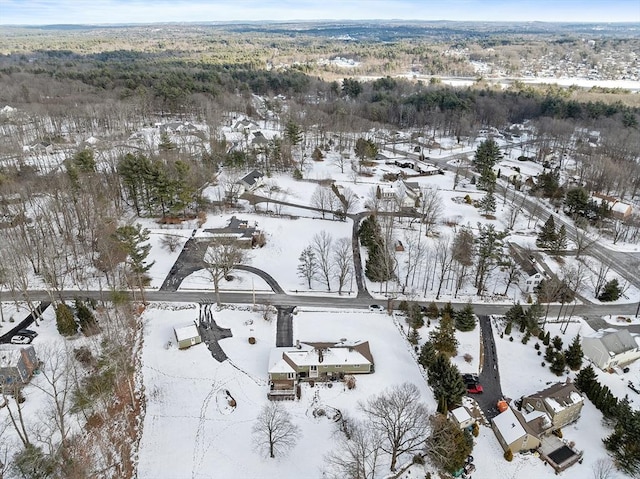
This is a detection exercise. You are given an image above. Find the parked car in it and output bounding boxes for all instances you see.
[17,329,38,338]
[10,335,32,345]
[466,382,483,394]
[462,373,479,383]
[369,304,384,312]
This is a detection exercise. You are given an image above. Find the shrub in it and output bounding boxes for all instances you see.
[412,454,425,465]
[509,336,513,342]
[472,422,480,437]
[345,375,356,390]
[464,353,473,363]
[504,449,513,461]
[248,337,256,344]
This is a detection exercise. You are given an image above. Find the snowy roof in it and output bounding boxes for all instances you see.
[451,406,472,424]
[612,201,631,214]
[174,324,199,342]
[587,329,638,355]
[268,340,373,374]
[0,349,22,368]
[493,407,527,445]
[527,382,584,411]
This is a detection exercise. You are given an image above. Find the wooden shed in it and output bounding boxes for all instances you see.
[174,324,202,350]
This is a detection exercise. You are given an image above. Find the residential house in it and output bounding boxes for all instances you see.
[268,340,374,399]
[591,193,633,220]
[521,381,584,432]
[232,118,260,134]
[508,242,546,293]
[0,346,38,386]
[203,216,263,248]
[492,406,542,454]
[237,170,264,195]
[583,329,640,370]
[174,324,202,350]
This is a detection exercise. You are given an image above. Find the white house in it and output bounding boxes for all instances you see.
[450,406,476,430]
[237,170,264,194]
[583,329,640,370]
[491,406,541,454]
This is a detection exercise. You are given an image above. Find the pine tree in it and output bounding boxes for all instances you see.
[536,216,558,249]
[543,331,551,346]
[472,139,502,174]
[575,365,597,394]
[408,303,425,330]
[425,302,439,319]
[598,279,622,302]
[544,346,556,363]
[429,313,458,357]
[550,224,567,255]
[550,351,566,375]
[505,303,525,329]
[565,335,583,370]
[478,187,497,216]
[55,303,77,336]
[454,303,476,331]
[418,341,437,369]
[75,299,98,335]
[552,335,563,350]
[428,354,466,413]
[504,321,513,335]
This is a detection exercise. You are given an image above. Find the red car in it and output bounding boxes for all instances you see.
[466,382,483,394]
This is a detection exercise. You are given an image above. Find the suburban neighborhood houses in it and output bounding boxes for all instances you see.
[0,16,640,479]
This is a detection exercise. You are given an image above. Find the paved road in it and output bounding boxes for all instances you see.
[0,301,51,343]
[476,315,504,420]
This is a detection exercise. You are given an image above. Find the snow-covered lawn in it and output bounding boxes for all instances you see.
[137,305,434,479]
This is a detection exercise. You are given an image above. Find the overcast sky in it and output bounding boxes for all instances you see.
[0,0,638,25]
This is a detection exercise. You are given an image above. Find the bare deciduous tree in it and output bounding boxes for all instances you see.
[418,186,443,237]
[161,234,182,253]
[312,231,334,291]
[359,382,430,471]
[332,237,353,295]
[325,417,382,479]
[204,239,248,305]
[592,457,615,479]
[252,402,301,459]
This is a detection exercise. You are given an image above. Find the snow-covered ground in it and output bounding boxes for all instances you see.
[137,304,435,479]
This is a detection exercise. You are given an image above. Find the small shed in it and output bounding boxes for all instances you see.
[450,406,475,430]
[174,324,202,350]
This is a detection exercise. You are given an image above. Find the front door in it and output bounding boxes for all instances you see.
[310,365,318,378]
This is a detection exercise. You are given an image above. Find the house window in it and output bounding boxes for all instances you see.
[287,373,295,380]
[526,280,531,284]
[335,365,342,368]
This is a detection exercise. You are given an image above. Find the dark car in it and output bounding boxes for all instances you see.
[18,329,38,338]
[462,373,479,383]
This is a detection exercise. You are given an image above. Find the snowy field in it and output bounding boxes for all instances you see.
[136,304,435,479]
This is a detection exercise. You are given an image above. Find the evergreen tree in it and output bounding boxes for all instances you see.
[454,303,476,332]
[565,335,584,370]
[418,341,437,370]
[505,303,525,329]
[598,279,622,302]
[543,331,551,346]
[55,303,77,336]
[524,302,544,333]
[408,303,425,330]
[536,216,558,249]
[429,313,458,357]
[472,139,502,175]
[477,167,497,192]
[284,120,303,146]
[75,299,98,335]
[428,354,466,413]
[544,346,556,363]
[159,131,177,151]
[550,224,567,255]
[575,365,597,394]
[552,335,563,350]
[425,301,440,319]
[504,321,512,336]
[478,186,497,216]
[408,328,421,345]
[441,302,455,319]
[550,352,566,375]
